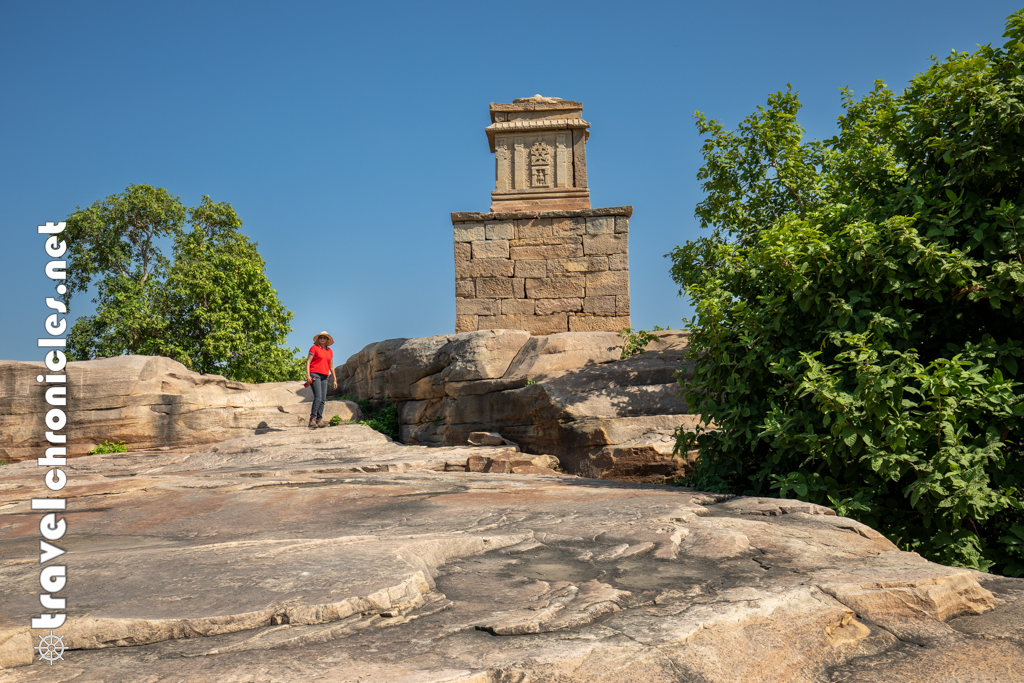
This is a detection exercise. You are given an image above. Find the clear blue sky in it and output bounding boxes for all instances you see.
[2,1,1019,365]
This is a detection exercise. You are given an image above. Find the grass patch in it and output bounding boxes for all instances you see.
[88,440,128,455]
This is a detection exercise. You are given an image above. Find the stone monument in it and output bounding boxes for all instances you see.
[452,95,631,335]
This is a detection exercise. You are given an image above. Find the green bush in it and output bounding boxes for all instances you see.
[618,326,669,359]
[360,402,399,440]
[338,394,373,415]
[337,394,399,438]
[329,414,342,427]
[88,440,128,455]
[669,11,1024,576]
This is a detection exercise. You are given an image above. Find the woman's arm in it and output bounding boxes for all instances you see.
[330,353,337,390]
[306,352,314,383]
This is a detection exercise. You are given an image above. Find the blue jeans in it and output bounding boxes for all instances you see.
[310,373,330,420]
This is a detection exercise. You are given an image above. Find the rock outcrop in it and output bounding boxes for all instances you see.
[336,329,697,480]
[0,356,359,462]
[1,426,1021,681]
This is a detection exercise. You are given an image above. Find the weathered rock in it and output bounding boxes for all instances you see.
[466,430,507,446]
[0,356,360,462]
[0,427,1021,681]
[510,465,560,476]
[467,452,560,473]
[337,329,696,481]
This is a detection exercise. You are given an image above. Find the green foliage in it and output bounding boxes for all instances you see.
[618,326,669,359]
[359,402,400,440]
[670,11,1024,576]
[338,394,401,439]
[339,394,372,414]
[329,414,343,427]
[65,185,303,383]
[87,440,128,455]
[525,378,537,386]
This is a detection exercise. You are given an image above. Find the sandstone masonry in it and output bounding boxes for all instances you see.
[453,95,631,335]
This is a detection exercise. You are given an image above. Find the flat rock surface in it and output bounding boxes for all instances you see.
[1,426,1022,681]
[0,356,360,461]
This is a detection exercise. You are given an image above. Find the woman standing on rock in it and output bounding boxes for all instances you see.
[306,331,337,428]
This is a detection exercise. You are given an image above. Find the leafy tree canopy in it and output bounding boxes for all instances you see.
[65,185,303,383]
[669,11,1024,575]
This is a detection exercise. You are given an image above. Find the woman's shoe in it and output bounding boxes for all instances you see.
[308,418,317,428]
[316,419,328,428]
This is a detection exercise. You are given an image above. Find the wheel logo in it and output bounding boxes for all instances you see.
[35,631,66,665]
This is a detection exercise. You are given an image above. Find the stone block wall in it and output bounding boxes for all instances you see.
[452,206,630,335]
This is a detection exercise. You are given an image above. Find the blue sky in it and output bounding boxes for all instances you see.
[2,0,1020,364]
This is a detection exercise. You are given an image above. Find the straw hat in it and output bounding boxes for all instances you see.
[313,331,334,346]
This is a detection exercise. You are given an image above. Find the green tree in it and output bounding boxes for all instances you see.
[669,11,1024,575]
[66,185,303,383]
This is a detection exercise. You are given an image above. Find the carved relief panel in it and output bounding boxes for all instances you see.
[499,134,574,191]
[529,140,552,188]
[495,137,511,191]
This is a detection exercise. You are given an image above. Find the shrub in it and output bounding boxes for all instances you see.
[359,402,399,440]
[669,12,1024,576]
[618,327,669,359]
[88,441,128,455]
[329,414,342,426]
[337,394,399,438]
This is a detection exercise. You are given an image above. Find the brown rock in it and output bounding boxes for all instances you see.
[0,356,361,462]
[513,259,547,278]
[467,451,560,473]
[453,223,484,242]
[338,330,699,480]
[484,221,515,240]
[608,252,628,270]
[548,256,609,274]
[552,216,586,235]
[584,295,617,314]
[536,297,584,314]
[455,297,498,315]
[500,299,535,315]
[455,258,515,278]
[521,314,570,335]
[477,314,524,331]
[585,216,615,235]
[585,270,629,297]
[0,428,1019,681]
[568,315,631,332]
[511,465,560,475]
[471,239,509,259]
[467,430,506,446]
[475,277,514,298]
[525,276,586,299]
[510,242,583,260]
[515,217,553,238]
[583,233,628,256]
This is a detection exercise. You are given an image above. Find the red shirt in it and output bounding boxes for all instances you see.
[308,345,333,375]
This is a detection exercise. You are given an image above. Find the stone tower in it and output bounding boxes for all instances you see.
[452,95,631,335]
